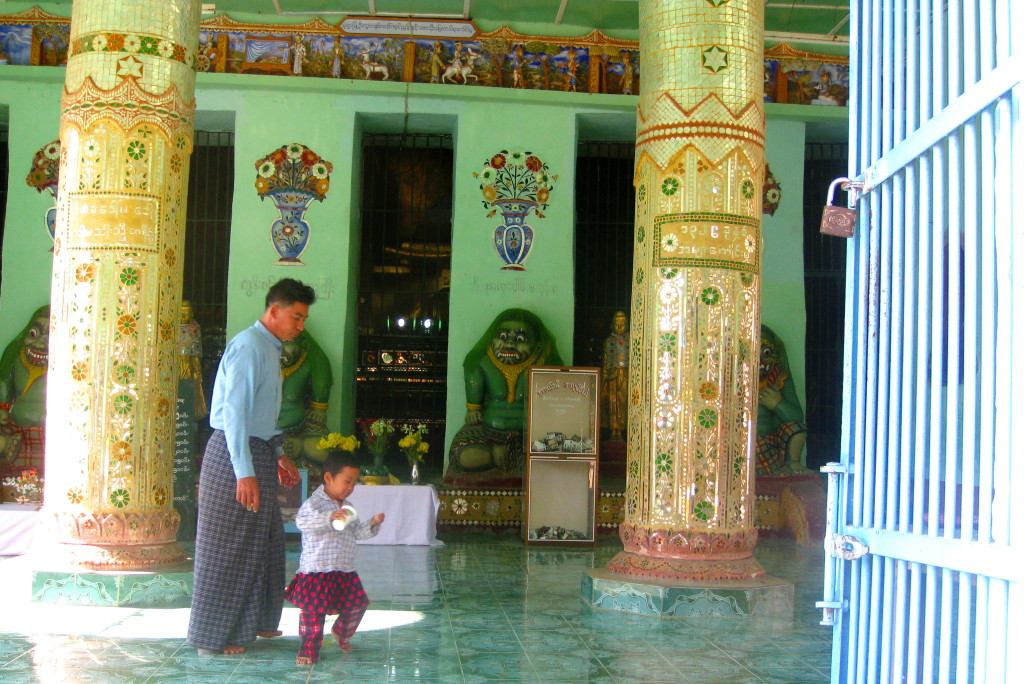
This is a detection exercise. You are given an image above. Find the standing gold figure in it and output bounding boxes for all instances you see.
[601,311,628,442]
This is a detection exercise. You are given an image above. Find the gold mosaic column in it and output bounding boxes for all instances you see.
[40,0,200,569]
[607,0,765,581]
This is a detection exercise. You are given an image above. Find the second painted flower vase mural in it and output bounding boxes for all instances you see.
[475,150,556,271]
[25,139,61,250]
[255,142,333,265]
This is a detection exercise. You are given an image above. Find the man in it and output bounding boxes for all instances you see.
[187,278,314,655]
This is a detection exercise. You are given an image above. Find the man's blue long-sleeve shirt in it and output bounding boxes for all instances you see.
[208,320,283,479]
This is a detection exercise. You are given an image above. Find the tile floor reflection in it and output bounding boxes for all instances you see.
[0,536,831,683]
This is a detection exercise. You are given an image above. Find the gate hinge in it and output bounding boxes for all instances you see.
[815,599,847,626]
[820,462,849,475]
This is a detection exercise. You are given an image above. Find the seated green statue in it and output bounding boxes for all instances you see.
[0,306,49,469]
[446,309,562,480]
[277,330,333,475]
[756,324,810,476]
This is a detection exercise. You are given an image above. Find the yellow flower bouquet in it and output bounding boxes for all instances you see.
[317,433,360,453]
[398,428,429,466]
[399,424,429,484]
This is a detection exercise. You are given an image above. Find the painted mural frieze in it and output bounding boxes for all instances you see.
[1,8,846,105]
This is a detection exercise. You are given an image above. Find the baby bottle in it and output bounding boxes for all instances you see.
[331,504,359,531]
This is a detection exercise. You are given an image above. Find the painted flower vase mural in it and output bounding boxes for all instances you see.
[255,143,333,264]
[475,150,556,270]
[25,140,61,249]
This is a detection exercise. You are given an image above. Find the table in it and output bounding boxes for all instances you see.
[346,484,442,546]
[0,503,40,556]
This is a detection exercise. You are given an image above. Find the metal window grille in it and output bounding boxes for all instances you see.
[182,130,234,405]
[573,141,636,370]
[356,134,452,445]
[803,142,849,470]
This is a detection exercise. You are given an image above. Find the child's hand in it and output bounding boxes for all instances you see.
[330,509,348,521]
[370,513,385,526]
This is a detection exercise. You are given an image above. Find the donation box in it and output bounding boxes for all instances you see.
[524,366,600,547]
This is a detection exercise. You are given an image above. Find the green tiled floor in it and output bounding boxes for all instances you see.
[0,536,832,683]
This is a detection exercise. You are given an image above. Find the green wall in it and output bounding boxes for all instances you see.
[445,104,579,447]
[0,67,63,338]
[1,51,843,466]
[763,119,808,412]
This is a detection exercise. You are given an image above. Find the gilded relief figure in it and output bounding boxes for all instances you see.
[510,45,526,89]
[564,47,579,92]
[429,42,445,83]
[331,40,342,78]
[291,35,306,76]
[619,50,634,95]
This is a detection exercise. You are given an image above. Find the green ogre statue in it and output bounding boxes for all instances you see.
[277,330,333,476]
[0,306,50,471]
[756,324,809,476]
[445,308,561,482]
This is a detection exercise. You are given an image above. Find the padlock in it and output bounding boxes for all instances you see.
[820,177,858,238]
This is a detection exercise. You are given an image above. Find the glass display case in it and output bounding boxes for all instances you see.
[523,367,600,546]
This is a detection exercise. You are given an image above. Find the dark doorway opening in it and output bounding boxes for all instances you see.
[182,130,234,450]
[356,134,452,479]
[803,142,849,470]
[573,141,635,370]
[574,141,635,480]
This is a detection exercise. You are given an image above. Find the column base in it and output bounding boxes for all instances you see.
[32,539,189,571]
[605,549,767,581]
[582,567,793,618]
[30,559,194,607]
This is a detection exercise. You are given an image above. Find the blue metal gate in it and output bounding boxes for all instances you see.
[819,2,1023,682]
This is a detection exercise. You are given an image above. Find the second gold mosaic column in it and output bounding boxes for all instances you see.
[608,0,766,581]
[42,0,200,569]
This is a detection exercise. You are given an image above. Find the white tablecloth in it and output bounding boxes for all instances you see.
[346,484,442,546]
[0,504,40,556]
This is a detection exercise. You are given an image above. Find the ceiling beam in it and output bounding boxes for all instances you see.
[368,0,376,17]
[463,0,471,20]
[279,10,465,18]
[764,30,849,46]
[827,14,851,36]
[765,2,848,9]
[555,0,569,25]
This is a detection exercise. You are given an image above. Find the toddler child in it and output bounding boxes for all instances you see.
[285,452,385,665]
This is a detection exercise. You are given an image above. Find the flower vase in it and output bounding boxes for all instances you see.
[45,187,57,251]
[492,199,537,271]
[361,450,391,485]
[268,190,315,265]
[410,462,420,485]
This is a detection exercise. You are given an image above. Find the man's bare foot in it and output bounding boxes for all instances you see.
[335,635,352,653]
[296,656,317,665]
[257,631,283,638]
[197,644,245,655]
